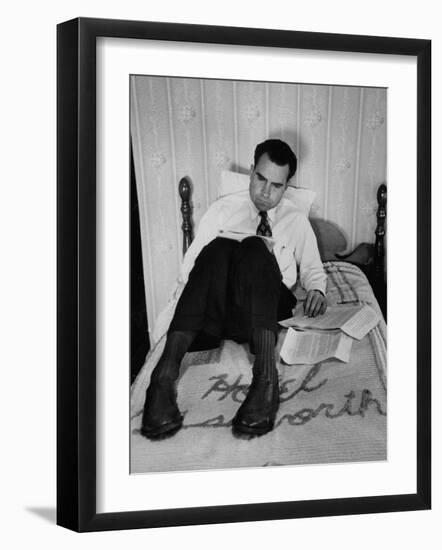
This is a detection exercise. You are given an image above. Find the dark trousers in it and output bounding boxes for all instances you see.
[169,237,297,352]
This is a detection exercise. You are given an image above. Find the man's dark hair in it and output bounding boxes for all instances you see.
[254,139,297,181]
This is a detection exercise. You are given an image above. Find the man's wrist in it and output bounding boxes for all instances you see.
[309,288,325,297]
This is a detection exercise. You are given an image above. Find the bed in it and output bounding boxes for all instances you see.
[130,178,387,474]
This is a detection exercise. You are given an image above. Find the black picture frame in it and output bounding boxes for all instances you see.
[57,17,431,532]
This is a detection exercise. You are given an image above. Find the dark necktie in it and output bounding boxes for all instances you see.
[256,211,272,237]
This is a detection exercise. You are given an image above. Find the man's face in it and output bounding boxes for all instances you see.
[249,152,290,212]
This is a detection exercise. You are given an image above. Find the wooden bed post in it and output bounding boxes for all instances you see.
[179,177,193,255]
[374,183,387,282]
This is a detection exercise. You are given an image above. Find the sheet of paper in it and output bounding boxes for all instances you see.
[279,304,379,340]
[340,305,380,339]
[280,328,353,365]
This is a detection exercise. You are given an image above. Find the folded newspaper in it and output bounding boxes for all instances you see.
[279,304,379,341]
[280,328,353,365]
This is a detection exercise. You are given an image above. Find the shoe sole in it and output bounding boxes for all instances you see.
[141,419,183,440]
[231,421,275,438]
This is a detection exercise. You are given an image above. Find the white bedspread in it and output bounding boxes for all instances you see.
[130,262,386,473]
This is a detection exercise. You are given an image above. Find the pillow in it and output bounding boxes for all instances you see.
[219,170,316,216]
[283,186,317,216]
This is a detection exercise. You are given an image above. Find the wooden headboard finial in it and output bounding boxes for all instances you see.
[179,177,193,255]
[374,183,387,280]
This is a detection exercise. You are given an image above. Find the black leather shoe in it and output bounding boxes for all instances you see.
[232,378,279,437]
[141,379,183,439]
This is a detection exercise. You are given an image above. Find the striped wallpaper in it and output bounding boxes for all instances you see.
[130,76,387,336]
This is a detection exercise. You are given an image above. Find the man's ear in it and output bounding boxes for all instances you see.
[249,164,254,178]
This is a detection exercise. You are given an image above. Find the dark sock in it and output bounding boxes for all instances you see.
[251,328,277,383]
[150,330,197,384]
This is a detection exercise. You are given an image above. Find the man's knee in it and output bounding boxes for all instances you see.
[237,237,281,283]
[240,237,276,269]
[195,237,236,265]
[240,236,268,254]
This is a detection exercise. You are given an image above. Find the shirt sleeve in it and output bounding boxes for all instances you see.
[178,200,224,285]
[293,216,327,294]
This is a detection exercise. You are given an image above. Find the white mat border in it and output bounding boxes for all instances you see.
[96,36,416,513]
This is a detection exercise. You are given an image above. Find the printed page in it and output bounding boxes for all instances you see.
[334,332,354,362]
[279,304,379,340]
[218,229,255,241]
[280,328,353,365]
[340,305,380,340]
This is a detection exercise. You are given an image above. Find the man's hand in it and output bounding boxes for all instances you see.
[304,290,327,317]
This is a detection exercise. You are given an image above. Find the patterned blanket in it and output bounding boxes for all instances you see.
[130,262,386,473]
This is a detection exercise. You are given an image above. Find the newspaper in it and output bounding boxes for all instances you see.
[279,304,379,340]
[218,230,275,251]
[280,328,353,365]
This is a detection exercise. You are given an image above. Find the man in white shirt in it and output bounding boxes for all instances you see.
[142,139,327,440]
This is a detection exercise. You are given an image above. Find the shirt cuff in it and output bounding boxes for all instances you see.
[310,288,325,296]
